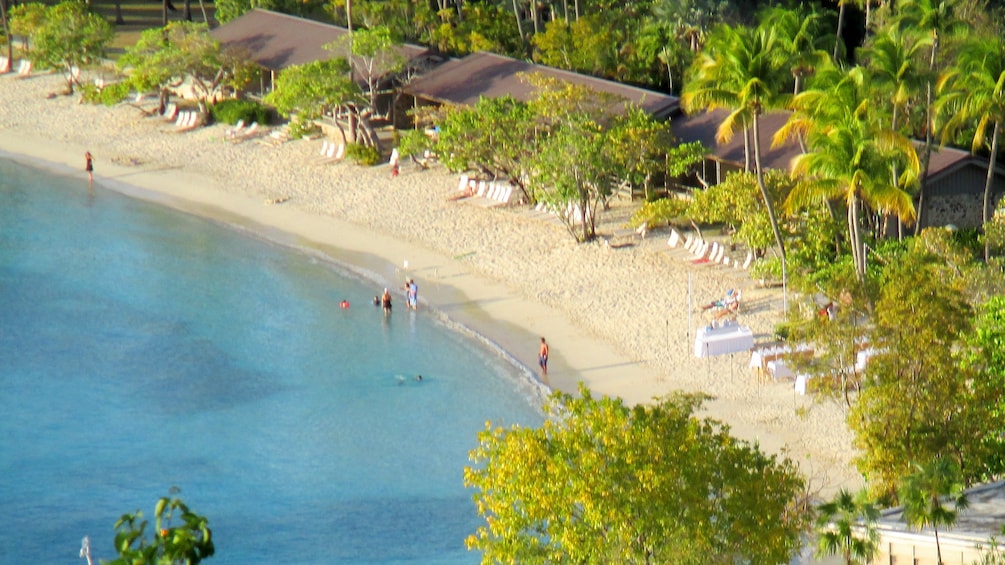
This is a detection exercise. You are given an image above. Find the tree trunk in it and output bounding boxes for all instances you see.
[850,193,865,280]
[0,0,12,74]
[752,112,787,258]
[510,0,525,47]
[162,0,169,26]
[346,0,353,32]
[915,34,940,235]
[114,0,124,25]
[197,0,208,24]
[982,121,999,262]
[183,0,192,21]
[833,2,846,61]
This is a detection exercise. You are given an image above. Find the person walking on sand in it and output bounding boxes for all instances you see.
[84,151,94,186]
[389,148,400,178]
[538,337,549,376]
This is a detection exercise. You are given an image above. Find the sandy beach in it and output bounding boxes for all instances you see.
[0,73,862,494]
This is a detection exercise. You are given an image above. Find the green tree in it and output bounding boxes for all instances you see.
[936,35,1005,261]
[849,245,974,500]
[531,15,612,76]
[606,105,701,200]
[105,495,214,565]
[465,386,808,564]
[957,295,1005,480]
[12,1,112,94]
[815,488,881,565]
[435,95,537,200]
[899,458,970,565]
[682,19,792,259]
[118,22,253,117]
[263,58,358,143]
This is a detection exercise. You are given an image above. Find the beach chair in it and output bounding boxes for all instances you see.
[229,122,258,142]
[457,174,469,192]
[0,56,7,73]
[16,59,32,79]
[710,244,725,263]
[224,119,245,139]
[161,103,178,122]
[740,250,754,269]
[667,229,682,248]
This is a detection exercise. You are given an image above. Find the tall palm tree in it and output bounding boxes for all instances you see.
[761,6,832,98]
[815,488,881,565]
[898,458,969,565]
[892,0,966,233]
[779,66,918,280]
[937,36,1005,262]
[682,21,791,258]
[861,27,931,236]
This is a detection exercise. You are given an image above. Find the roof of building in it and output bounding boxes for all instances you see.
[209,9,432,72]
[401,51,680,119]
[877,480,1005,542]
[669,108,802,172]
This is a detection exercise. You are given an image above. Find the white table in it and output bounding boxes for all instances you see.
[694,323,754,357]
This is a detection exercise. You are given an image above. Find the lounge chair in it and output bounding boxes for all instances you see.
[16,59,32,79]
[739,250,754,270]
[0,56,8,73]
[229,122,258,142]
[224,119,245,139]
[161,103,178,122]
[667,229,682,248]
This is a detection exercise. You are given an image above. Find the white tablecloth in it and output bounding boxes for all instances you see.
[694,324,754,357]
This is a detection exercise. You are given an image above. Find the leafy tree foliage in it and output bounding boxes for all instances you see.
[898,458,970,565]
[464,386,808,564]
[118,22,253,116]
[957,295,1005,480]
[815,488,881,565]
[848,244,981,501]
[531,16,612,76]
[263,58,357,141]
[10,1,112,94]
[215,0,325,24]
[106,495,214,565]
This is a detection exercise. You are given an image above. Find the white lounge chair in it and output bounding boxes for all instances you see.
[162,103,178,121]
[16,59,32,78]
[0,56,8,72]
[668,229,682,248]
[224,119,245,139]
[229,122,258,142]
[457,174,469,192]
[740,250,754,269]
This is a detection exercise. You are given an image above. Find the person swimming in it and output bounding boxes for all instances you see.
[415,375,422,382]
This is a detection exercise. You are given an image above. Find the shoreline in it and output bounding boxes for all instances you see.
[0,73,863,494]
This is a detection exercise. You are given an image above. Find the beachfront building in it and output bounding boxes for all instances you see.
[671,108,1005,231]
[209,9,444,124]
[400,51,680,124]
[871,480,1005,564]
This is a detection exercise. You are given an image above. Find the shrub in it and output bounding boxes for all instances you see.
[96,82,130,106]
[629,196,690,229]
[210,98,270,126]
[345,143,382,166]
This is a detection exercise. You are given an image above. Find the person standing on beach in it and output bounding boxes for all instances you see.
[389,148,400,178]
[84,151,94,186]
[407,279,418,310]
[539,337,549,376]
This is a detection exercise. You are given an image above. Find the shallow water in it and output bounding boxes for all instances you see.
[0,158,544,564]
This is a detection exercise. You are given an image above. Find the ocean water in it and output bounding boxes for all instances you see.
[0,157,544,564]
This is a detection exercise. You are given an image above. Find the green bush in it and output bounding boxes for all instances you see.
[287,119,319,140]
[78,83,102,104]
[98,82,130,106]
[629,196,690,229]
[210,99,270,126]
[345,143,382,166]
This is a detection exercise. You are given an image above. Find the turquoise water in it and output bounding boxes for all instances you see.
[0,157,544,564]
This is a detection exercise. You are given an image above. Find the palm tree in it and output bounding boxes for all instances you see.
[898,458,970,565]
[761,6,832,98]
[779,66,918,280]
[682,21,791,258]
[891,0,966,233]
[815,488,881,565]
[861,27,931,236]
[937,36,1005,262]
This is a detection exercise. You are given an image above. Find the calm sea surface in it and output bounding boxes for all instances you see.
[0,157,544,564]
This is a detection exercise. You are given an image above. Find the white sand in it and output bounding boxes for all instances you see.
[0,73,862,493]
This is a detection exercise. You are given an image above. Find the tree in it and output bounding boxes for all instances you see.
[12,1,112,94]
[606,105,700,200]
[957,295,1005,480]
[435,95,537,201]
[682,19,792,259]
[781,65,918,281]
[263,58,358,143]
[898,458,970,565]
[106,494,215,565]
[849,245,974,500]
[334,25,404,118]
[118,22,253,117]
[936,35,1005,261]
[0,0,12,74]
[464,386,808,564]
[815,488,881,565]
